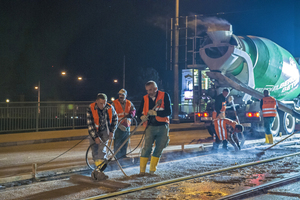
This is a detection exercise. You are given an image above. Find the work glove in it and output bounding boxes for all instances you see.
[228,95,234,103]
[140,115,148,123]
[147,110,157,116]
[94,137,103,144]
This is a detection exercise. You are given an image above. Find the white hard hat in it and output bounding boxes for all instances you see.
[118,89,127,96]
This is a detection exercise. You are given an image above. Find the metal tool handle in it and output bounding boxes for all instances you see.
[230,98,245,146]
[111,99,162,158]
[263,132,296,152]
[99,99,163,172]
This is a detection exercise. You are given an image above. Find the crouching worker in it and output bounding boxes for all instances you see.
[86,93,118,178]
[137,81,172,175]
[212,117,244,152]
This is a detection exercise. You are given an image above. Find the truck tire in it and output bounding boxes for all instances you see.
[279,111,295,135]
[270,112,280,137]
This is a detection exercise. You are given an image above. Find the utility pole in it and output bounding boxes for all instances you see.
[37,80,40,114]
[123,55,125,88]
[173,0,180,123]
[36,80,40,132]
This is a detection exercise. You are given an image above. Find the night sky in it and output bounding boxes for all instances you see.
[1,0,299,102]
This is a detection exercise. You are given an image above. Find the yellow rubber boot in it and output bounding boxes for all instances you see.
[139,157,148,175]
[149,156,160,174]
[265,134,269,144]
[94,159,104,169]
[268,134,274,144]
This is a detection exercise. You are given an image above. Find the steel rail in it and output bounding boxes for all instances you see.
[218,172,300,200]
[83,151,300,200]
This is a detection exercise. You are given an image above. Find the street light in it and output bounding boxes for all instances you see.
[111,97,115,101]
[113,79,118,83]
[6,99,9,103]
[34,81,41,114]
[78,76,82,81]
[61,71,66,76]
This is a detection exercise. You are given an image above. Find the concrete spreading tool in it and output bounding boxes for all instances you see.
[256,132,297,158]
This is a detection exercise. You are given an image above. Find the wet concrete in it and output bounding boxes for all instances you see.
[1,139,300,199]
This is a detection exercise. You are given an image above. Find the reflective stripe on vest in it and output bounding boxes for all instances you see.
[113,99,131,126]
[213,118,236,140]
[142,90,169,127]
[262,96,277,117]
[90,102,113,131]
[113,99,131,120]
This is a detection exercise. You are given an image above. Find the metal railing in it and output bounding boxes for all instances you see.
[0,101,92,133]
[0,100,196,133]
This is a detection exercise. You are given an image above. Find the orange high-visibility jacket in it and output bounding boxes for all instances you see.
[113,99,131,126]
[214,118,237,140]
[90,102,112,132]
[262,96,277,117]
[220,101,226,113]
[143,90,169,127]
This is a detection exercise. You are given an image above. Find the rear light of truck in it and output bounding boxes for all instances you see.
[246,112,260,118]
[196,112,209,117]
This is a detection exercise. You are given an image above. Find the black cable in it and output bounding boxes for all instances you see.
[38,136,89,168]
[86,116,139,170]
[116,126,147,160]
[5,135,89,178]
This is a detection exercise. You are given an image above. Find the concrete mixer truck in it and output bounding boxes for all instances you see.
[198,24,300,138]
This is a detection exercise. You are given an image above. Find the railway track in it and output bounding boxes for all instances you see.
[84,151,300,200]
[1,136,300,200]
[220,172,300,199]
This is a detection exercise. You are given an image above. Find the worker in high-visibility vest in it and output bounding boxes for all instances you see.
[137,81,172,175]
[112,89,136,159]
[260,90,277,144]
[212,117,244,152]
[87,93,118,176]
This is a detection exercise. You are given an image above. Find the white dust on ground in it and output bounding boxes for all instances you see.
[1,144,300,200]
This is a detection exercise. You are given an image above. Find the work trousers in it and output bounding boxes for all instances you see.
[141,124,170,158]
[210,122,228,149]
[89,129,109,161]
[213,131,239,151]
[114,127,130,159]
[213,134,228,150]
[264,117,275,135]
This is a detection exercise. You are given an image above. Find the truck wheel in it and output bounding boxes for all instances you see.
[270,112,280,137]
[279,111,295,135]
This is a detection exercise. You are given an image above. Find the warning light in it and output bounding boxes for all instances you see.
[246,112,260,118]
[197,113,201,117]
[246,112,253,117]
[203,112,209,117]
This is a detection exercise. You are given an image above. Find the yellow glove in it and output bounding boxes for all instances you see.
[147,110,157,116]
[140,115,148,123]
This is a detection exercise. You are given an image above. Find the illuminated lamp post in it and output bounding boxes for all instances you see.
[6,99,9,117]
[34,81,41,114]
